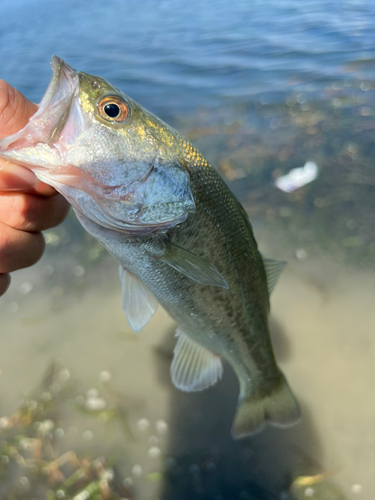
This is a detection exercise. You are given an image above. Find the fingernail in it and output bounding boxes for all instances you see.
[0,162,38,191]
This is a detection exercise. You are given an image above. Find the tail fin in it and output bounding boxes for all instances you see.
[231,372,300,439]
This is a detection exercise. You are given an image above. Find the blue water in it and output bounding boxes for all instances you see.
[1,0,375,117]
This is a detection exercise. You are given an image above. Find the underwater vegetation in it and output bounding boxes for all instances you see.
[0,362,133,499]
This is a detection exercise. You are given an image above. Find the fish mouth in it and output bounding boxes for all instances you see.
[38,55,79,143]
[41,56,77,110]
[0,56,79,152]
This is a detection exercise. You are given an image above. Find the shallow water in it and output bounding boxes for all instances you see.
[1,0,375,498]
[2,232,375,498]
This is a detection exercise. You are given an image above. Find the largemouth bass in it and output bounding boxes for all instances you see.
[0,56,300,438]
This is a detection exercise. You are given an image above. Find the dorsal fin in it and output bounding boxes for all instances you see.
[119,266,158,333]
[261,256,287,294]
[171,328,223,391]
[161,240,228,289]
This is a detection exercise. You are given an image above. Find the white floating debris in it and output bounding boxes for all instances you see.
[41,391,52,401]
[50,383,60,394]
[275,161,318,193]
[8,302,19,313]
[38,419,54,434]
[73,491,90,500]
[0,417,9,429]
[86,388,99,398]
[103,469,114,481]
[148,446,161,459]
[19,282,33,294]
[55,428,64,438]
[351,484,363,494]
[149,436,159,446]
[44,232,60,245]
[155,419,168,434]
[27,400,37,411]
[20,438,36,450]
[305,487,314,497]
[82,430,93,441]
[137,418,150,431]
[74,265,85,277]
[59,369,70,382]
[88,247,101,260]
[99,370,112,382]
[295,248,308,261]
[19,476,29,486]
[123,476,133,487]
[85,396,106,411]
[132,464,142,477]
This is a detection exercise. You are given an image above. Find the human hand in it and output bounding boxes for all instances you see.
[0,80,70,296]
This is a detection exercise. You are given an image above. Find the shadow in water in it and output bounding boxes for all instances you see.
[269,316,291,362]
[154,326,322,500]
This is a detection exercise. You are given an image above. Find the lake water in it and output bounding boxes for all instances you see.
[2,0,375,115]
[1,0,375,498]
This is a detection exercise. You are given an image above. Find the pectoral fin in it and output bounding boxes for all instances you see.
[261,256,287,294]
[119,266,159,333]
[171,328,223,391]
[161,241,228,289]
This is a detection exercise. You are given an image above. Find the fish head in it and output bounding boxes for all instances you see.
[0,56,195,234]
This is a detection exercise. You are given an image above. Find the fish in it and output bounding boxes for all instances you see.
[0,56,300,438]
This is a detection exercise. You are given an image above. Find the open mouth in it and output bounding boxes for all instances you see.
[0,56,79,152]
[40,56,78,115]
[34,56,79,144]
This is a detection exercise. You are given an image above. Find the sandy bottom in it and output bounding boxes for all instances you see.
[0,248,374,499]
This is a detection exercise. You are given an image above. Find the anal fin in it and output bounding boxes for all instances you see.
[119,266,159,333]
[171,328,223,391]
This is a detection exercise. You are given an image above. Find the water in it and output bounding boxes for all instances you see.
[1,0,375,498]
[2,0,375,115]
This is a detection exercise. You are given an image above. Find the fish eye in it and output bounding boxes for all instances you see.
[104,103,120,118]
[98,95,129,123]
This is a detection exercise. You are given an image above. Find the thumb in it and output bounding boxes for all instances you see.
[0,80,38,138]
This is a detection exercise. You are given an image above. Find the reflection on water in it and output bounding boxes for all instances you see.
[2,0,375,498]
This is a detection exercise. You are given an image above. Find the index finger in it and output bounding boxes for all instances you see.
[0,162,58,197]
